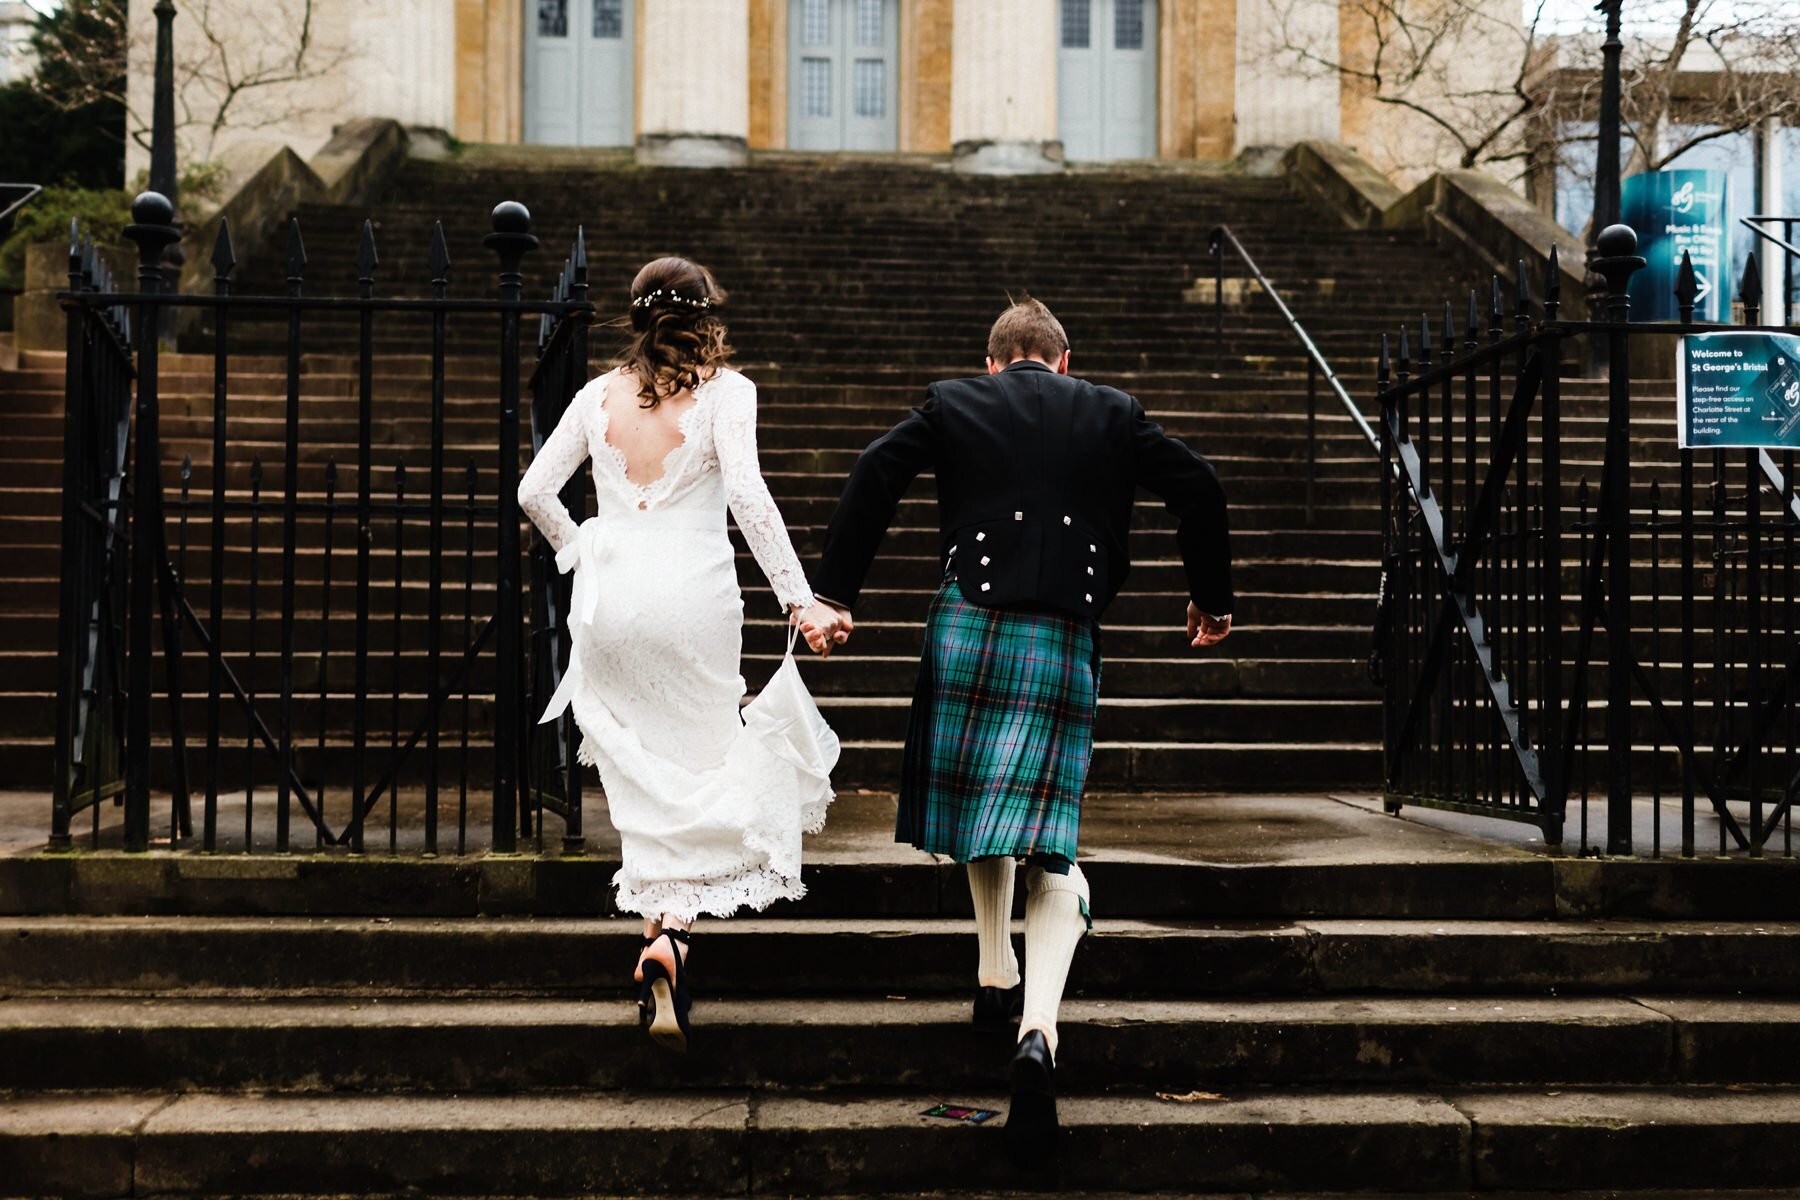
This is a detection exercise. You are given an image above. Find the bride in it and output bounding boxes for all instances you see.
[518,256,847,1052]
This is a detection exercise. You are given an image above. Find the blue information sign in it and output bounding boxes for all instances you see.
[1623,169,1731,323]
[1678,331,1800,449]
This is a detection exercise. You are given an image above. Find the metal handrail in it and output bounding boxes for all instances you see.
[0,183,41,227]
[1207,224,1380,452]
[1740,214,1796,325]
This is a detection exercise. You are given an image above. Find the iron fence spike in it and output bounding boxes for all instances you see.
[428,221,452,284]
[356,219,379,283]
[1675,250,1698,322]
[211,217,237,279]
[284,218,307,283]
[1740,252,1763,323]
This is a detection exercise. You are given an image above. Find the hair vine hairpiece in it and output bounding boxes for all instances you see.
[631,287,715,311]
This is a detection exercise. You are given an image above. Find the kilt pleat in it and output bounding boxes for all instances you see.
[896,578,1100,862]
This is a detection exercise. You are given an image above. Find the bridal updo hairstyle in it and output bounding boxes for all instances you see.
[621,256,732,409]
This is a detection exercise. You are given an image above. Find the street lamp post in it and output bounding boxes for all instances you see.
[148,0,180,336]
[149,0,178,209]
[1588,0,1626,369]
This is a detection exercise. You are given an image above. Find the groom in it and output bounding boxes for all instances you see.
[809,298,1233,1165]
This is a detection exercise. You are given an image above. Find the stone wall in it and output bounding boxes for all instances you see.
[125,0,454,188]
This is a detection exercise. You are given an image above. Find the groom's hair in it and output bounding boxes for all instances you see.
[987,296,1069,364]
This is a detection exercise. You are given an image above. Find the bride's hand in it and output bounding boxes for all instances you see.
[793,600,853,658]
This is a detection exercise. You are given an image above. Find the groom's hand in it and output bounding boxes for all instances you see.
[1187,602,1231,648]
[795,600,854,657]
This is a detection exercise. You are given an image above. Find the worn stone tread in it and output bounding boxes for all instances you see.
[8,1087,1800,1195]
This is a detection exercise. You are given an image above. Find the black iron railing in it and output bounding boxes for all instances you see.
[1376,225,1800,857]
[53,190,594,854]
[1208,225,1377,525]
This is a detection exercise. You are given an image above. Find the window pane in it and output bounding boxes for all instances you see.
[592,0,622,38]
[802,0,830,46]
[802,57,832,118]
[538,0,568,38]
[1115,0,1144,50]
[854,58,885,118]
[857,0,884,45]
[1061,0,1090,49]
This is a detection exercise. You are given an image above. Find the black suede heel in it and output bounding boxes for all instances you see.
[638,929,692,1053]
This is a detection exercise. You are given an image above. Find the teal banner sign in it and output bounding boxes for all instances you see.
[1624,169,1731,323]
[1678,332,1800,449]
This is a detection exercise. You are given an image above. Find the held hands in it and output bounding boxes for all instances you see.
[1187,602,1232,649]
[794,600,855,658]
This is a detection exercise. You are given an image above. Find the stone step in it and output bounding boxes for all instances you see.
[5,917,1797,993]
[0,692,1382,744]
[0,612,1370,660]
[7,1085,1800,1195]
[2,994,1790,1093]
[0,736,1380,792]
[0,554,1375,611]
[0,648,1373,699]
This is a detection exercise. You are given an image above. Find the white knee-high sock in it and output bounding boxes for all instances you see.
[966,857,1020,989]
[1020,862,1090,1060]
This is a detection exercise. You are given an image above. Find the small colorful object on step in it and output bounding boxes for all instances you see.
[921,1103,999,1124]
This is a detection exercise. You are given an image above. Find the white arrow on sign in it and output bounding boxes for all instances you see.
[1694,269,1712,304]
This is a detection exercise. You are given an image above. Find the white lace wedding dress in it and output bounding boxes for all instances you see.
[518,366,834,921]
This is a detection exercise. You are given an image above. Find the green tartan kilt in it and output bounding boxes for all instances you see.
[896,578,1101,862]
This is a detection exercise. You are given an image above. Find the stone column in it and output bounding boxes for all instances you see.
[637,0,751,166]
[1759,116,1786,321]
[950,0,1060,173]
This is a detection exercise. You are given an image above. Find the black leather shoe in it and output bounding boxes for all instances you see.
[971,983,1023,1033]
[1004,1029,1058,1168]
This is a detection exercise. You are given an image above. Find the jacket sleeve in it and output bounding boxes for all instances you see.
[813,388,939,610]
[1130,396,1233,617]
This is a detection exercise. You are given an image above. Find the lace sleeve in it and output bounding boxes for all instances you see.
[517,379,594,554]
[713,373,814,611]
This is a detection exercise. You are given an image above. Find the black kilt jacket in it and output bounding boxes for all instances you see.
[812,360,1233,622]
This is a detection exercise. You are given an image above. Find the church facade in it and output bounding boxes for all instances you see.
[126,0,1485,181]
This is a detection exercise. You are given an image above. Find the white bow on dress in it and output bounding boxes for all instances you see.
[539,517,613,723]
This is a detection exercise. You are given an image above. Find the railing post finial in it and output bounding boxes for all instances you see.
[122,191,180,292]
[1592,224,1646,321]
[486,201,539,298]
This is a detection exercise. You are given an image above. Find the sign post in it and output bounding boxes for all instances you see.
[1678,331,1800,449]
[1624,169,1732,323]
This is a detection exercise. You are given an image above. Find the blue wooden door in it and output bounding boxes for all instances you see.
[526,0,635,147]
[789,0,900,152]
[1058,0,1158,161]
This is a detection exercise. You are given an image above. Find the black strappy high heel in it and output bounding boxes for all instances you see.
[636,929,692,1053]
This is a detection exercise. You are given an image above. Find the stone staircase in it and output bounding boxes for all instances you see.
[0,157,1486,802]
[4,797,1800,1195]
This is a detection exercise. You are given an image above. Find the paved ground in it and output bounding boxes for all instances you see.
[2,785,1767,863]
